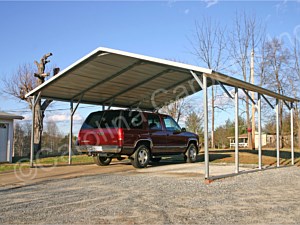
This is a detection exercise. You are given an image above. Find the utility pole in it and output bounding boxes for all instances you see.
[251,49,256,150]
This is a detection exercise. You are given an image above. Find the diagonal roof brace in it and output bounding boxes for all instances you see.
[261,94,275,109]
[190,70,203,89]
[242,88,256,105]
[216,80,233,99]
[283,100,291,110]
[71,60,142,101]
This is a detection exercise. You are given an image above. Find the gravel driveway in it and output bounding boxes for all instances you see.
[0,166,299,224]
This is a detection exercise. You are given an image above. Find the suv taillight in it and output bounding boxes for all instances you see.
[117,128,124,146]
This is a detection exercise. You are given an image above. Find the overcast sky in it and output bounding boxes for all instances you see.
[0,0,299,134]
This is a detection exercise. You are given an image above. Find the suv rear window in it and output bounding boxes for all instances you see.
[81,111,145,130]
[81,111,122,129]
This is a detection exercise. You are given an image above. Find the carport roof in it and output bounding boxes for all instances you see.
[25,47,298,110]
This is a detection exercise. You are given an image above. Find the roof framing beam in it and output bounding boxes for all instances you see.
[102,69,171,104]
[71,60,142,100]
[129,76,195,109]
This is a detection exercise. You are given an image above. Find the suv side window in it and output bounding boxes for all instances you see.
[147,114,162,130]
[121,111,144,130]
[163,116,181,132]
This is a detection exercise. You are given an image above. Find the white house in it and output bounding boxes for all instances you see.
[228,132,268,149]
[0,112,23,163]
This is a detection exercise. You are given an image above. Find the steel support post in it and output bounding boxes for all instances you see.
[291,102,294,165]
[276,99,280,167]
[69,101,73,165]
[235,87,239,174]
[203,75,209,179]
[30,95,36,168]
[258,94,262,169]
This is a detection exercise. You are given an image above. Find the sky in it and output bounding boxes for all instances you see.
[0,0,300,134]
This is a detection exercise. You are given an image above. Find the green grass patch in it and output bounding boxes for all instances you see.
[0,163,30,173]
[35,155,94,165]
[0,155,94,173]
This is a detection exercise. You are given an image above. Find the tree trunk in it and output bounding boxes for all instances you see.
[34,99,43,153]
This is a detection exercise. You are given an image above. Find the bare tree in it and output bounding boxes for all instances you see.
[261,38,292,147]
[160,98,190,123]
[229,12,265,149]
[43,119,62,154]
[292,37,300,147]
[185,110,203,136]
[2,54,60,153]
[190,17,228,149]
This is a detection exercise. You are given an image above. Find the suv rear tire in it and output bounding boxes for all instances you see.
[185,143,197,163]
[94,155,112,166]
[131,145,150,168]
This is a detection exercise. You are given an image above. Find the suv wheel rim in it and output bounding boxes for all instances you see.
[138,149,148,165]
[189,146,196,160]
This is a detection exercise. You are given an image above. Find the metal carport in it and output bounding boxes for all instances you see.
[26,47,299,180]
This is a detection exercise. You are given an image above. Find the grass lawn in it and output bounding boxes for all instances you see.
[1,148,299,173]
[0,155,94,173]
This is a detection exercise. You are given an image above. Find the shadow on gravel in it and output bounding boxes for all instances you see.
[209,165,294,181]
[148,153,232,168]
[209,149,300,160]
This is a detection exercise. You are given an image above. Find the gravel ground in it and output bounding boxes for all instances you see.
[0,166,299,224]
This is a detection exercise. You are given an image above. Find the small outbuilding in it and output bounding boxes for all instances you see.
[0,112,24,163]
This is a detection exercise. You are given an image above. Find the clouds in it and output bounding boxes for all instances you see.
[203,0,219,8]
[47,113,83,122]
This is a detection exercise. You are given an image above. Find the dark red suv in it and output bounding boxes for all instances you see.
[78,110,199,168]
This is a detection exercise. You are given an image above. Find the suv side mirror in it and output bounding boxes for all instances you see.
[181,128,186,132]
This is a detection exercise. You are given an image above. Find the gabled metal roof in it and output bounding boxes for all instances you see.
[25,47,298,110]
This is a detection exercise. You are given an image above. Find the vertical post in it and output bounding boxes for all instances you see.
[69,101,73,165]
[235,87,239,174]
[251,49,256,150]
[258,94,262,169]
[276,99,280,167]
[291,102,294,165]
[203,74,209,179]
[30,95,36,168]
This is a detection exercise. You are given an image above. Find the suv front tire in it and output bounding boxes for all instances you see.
[185,143,197,163]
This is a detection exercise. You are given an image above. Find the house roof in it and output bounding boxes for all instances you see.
[25,47,298,111]
[0,112,24,120]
